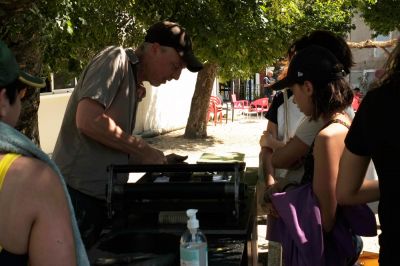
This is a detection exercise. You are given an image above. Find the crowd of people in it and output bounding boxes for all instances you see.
[1,18,399,265]
[258,31,399,265]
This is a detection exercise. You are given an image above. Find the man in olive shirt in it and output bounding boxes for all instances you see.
[53,21,203,248]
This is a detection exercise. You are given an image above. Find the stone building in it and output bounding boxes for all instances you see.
[348,13,400,93]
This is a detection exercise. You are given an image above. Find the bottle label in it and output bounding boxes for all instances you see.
[180,245,208,266]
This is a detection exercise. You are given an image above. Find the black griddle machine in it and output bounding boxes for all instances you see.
[105,163,250,230]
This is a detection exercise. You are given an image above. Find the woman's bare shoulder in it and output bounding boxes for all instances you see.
[317,119,350,140]
[6,156,62,193]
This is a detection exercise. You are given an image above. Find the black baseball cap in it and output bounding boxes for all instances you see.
[0,41,45,88]
[145,21,203,73]
[270,45,346,91]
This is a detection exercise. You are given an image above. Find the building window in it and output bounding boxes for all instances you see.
[374,33,392,58]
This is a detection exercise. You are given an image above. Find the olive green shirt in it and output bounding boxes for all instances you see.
[53,46,139,199]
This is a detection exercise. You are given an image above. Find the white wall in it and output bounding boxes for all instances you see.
[133,69,198,135]
[38,69,198,154]
[38,93,71,154]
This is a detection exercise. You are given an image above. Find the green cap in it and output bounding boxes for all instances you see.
[0,40,45,88]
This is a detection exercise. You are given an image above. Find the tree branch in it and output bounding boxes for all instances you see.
[347,39,398,49]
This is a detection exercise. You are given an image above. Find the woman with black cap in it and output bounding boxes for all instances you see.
[266,44,376,266]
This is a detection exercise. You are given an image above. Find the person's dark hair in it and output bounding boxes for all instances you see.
[2,78,25,104]
[291,30,354,74]
[312,78,353,120]
[372,40,400,91]
[295,77,353,121]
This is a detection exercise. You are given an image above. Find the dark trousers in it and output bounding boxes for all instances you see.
[264,87,274,103]
[68,186,107,249]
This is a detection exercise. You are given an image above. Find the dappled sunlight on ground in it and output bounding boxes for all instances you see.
[148,117,267,166]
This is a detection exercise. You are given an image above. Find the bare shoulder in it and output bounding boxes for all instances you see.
[7,156,64,195]
[315,119,350,150]
[318,119,350,140]
[12,156,56,177]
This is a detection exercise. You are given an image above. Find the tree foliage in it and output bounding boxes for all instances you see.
[129,0,358,138]
[358,0,400,36]
[0,0,383,141]
[131,0,356,80]
[1,0,358,80]
[37,0,144,79]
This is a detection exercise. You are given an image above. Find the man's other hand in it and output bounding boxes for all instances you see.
[166,153,188,164]
[130,145,167,164]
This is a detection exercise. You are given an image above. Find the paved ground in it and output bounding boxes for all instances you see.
[148,114,379,265]
[147,116,264,167]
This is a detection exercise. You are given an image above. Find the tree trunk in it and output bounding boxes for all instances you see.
[184,63,218,139]
[1,1,43,147]
[7,37,42,147]
[16,89,41,146]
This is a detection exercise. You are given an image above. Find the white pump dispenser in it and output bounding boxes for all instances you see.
[187,209,199,239]
[180,209,208,266]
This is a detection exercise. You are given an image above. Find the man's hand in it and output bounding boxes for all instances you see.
[130,144,167,164]
[136,84,146,101]
[259,131,274,148]
[166,153,188,164]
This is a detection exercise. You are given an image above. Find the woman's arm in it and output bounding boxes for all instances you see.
[28,160,77,266]
[271,136,309,169]
[259,121,278,187]
[271,118,323,169]
[336,148,380,205]
[312,124,347,232]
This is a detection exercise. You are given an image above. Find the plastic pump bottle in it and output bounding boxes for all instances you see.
[180,209,208,266]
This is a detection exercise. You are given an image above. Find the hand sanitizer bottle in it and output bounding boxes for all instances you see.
[180,209,208,266]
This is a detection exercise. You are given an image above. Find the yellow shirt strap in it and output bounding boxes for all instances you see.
[0,153,21,190]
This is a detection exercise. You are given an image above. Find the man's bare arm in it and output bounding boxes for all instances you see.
[76,98,166,164]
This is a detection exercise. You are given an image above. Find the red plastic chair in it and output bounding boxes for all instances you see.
[231,93,250,119]
[231,93,249,111]
[247,97,269,118]
[206,96,223,125]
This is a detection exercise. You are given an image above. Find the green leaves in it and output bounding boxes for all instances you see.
[358,0,400,36]
[1,0,368,81]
